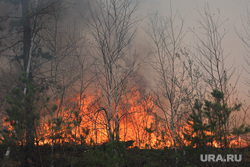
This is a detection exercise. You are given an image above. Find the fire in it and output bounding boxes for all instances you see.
[228,135,249,148]
[181,121,249,148]
[1,89,249,149]
[34,89,171,148]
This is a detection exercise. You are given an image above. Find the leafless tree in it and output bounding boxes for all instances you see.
[85,0,140,141]
[191,5,238,101]
[39,1,91,165]
[146,4,190,154]
[237,8,250,97]
[236,7,250,145]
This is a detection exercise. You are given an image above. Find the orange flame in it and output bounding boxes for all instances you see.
[1,89,249,149]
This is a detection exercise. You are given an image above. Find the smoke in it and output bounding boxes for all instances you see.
[59,0,96,29]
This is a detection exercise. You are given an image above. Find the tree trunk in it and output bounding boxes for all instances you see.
[115,69,119,141]
[21,0,32,72]
[21,0,34,166]
[108,87,113,141]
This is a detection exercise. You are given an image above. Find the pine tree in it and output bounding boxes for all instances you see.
[203,89,241,148]
[183,99,209,148]
[3,73,48,165]
[184,89,242,148]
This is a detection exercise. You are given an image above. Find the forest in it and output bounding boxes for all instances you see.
[0,0,249,166]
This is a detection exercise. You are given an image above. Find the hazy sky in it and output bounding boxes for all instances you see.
[36,0,250,101]
[137,0,250,101]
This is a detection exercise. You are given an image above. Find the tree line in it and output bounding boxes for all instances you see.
[0,0,249,166]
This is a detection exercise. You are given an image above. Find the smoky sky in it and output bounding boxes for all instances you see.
[0,0,250,102]
[61,0,96,28]
[136,0,250,102]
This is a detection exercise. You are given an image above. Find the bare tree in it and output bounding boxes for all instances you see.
[146,4,190,154]
[85,0,140,141]
[39,1,91,166]
[191,5,238,101]
[236,7,250,145]
[237,8,250,96]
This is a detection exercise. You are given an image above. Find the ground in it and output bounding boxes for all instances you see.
[0,143,249,167]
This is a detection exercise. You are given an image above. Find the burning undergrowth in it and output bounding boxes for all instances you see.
[1,88,248,149]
